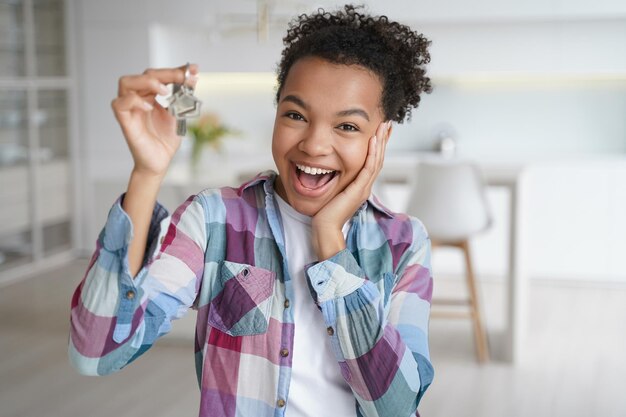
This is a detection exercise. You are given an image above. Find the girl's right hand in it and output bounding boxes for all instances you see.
[111,64,199,178]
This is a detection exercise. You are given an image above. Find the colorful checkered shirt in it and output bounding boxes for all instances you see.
[69,171,434,417]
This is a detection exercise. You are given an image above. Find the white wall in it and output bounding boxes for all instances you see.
[76,0,626,282]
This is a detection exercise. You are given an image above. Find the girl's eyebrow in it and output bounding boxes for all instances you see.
[336,108,370,122]
[281,94,370,121]
[281,94,308,109]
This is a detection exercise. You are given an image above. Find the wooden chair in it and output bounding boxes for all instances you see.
[406,159,492,363]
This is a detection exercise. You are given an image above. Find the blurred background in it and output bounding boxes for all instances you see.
[0,0,625,416]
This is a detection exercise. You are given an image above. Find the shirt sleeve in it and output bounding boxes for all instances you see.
[68,193,207,376]
[305,217,434,417]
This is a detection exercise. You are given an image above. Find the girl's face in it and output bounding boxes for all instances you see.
[272,56,386,216]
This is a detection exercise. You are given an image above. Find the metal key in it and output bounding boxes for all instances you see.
[155,63,202,136]
[171,83,201,135]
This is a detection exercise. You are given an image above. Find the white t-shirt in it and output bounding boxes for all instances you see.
[274,194,356,417]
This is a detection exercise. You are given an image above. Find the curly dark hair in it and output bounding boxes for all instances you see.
[276,4,432,123]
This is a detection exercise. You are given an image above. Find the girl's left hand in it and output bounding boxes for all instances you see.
[311,120,392,260]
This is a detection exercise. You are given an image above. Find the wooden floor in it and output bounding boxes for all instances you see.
[1,259,625,417]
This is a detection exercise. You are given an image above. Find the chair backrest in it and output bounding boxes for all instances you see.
[405,159,493,242]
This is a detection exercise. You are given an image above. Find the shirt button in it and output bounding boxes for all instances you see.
[284,299,290,309]
[280,348,289,357]
[126,290,135,300]
[326,326,334,336]
[277,399,286,408]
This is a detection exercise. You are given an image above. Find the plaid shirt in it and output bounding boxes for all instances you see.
[69,171,434,417]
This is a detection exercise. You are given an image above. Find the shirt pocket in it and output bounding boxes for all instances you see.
[207,260,276,337]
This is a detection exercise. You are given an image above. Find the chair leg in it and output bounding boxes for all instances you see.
[460,240,490,363]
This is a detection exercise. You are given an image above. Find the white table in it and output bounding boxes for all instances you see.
[380,153,527,363]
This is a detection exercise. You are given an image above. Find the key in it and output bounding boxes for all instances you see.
[154,64,202,136]
[170,84,202,136]
[170,84,201,135]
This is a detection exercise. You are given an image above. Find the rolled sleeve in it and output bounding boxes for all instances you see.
[305,249,367,303]
[100,194,170,342]
[101,193,169,255]
[69,193,174,374]
[101,195,133,252]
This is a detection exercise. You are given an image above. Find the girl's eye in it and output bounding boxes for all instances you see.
[338,123,359,132]
[285,111,305,121]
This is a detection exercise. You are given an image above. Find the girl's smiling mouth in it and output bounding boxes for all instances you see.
[291,162,339,197]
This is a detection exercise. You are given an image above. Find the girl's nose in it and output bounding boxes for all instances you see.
[298,124,333,156]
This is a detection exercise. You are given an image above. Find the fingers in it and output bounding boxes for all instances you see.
[351,120,392,196]
[378,120,392,167]
[111,92,154,115]
[118,75,169,97]
[371,120,391,173]
[348,125,382,195]
[118,63,200,96]
[143,63,200,88]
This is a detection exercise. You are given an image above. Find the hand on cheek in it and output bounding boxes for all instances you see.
[311,120,392,260]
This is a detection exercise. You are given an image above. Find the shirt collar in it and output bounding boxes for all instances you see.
[241,170,394,219]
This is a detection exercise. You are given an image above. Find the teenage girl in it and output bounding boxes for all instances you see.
[70,5,434,417]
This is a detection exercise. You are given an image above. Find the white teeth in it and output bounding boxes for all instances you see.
[296,164,335,175]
